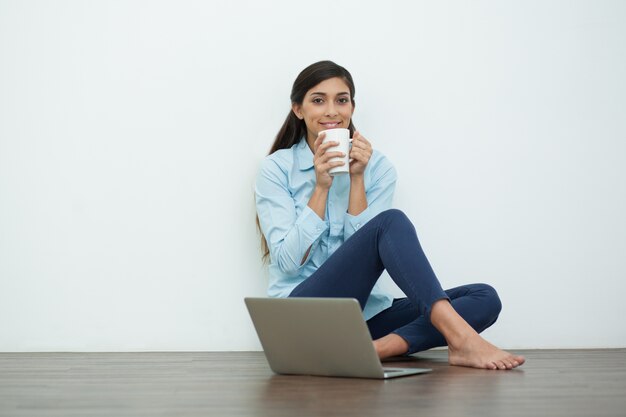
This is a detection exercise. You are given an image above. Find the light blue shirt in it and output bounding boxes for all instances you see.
[255,138,397,320]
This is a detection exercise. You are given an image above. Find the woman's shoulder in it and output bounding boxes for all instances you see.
[265,147,295,164]
[368,149,397,179]
[370,149,395,169]
[258,142,301,177]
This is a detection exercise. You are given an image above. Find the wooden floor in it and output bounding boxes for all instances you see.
[0,349,625,417]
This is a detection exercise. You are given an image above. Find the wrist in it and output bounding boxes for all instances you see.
[314,183,331,193]
[350,174,365,184]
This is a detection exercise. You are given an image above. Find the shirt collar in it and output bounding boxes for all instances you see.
[296,138,314,171]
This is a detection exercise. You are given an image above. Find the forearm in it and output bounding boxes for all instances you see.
[348,175,368,215]
[265,205,327,271]
[308,185,329,220]
[300,186,329,265]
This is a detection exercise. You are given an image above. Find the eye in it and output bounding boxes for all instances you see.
[312,97,324,104]
[338,97,350,104]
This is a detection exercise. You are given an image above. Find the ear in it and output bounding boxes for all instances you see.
[351,99,356,115]
[292,103,304,120]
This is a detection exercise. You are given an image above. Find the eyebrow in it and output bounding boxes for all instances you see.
[310,91,350,96]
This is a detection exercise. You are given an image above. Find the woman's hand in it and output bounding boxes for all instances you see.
[312,132,346,190]
[349,131,373,177]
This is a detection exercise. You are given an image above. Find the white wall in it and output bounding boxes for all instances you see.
[1,0,625,351]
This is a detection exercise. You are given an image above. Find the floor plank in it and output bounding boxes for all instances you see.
[0,349,624,417]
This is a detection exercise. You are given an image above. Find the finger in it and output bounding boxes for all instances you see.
[315,153,345,171]
[351,132,362,149]
[319,151,345,162]
[349,149,364,162]
[329,160,345,167]
[320,140,340,150]
[352,131,370,146]
[352,141,371,153]
[320,160,345,173]
[351,137,371,152]
[314,132,326,152]
[315,140,339,158]
[350,148,371,162]
[317,142,339,157]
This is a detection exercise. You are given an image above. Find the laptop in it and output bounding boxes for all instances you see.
[244,297,432,379]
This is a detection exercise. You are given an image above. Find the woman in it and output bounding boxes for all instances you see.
[255,61,525,370]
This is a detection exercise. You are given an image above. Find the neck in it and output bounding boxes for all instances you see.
[306,135,316,153]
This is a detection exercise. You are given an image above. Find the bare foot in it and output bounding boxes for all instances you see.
[448,333,526,370]
[373,333,409,359]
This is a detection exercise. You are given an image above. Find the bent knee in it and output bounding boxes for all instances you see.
[474,283,502,317]
[374,209,411,227]
[377,208,406,220]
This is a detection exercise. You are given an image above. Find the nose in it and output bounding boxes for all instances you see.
[325,102,338,117]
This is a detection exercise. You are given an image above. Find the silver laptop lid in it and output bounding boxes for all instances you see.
[245,297,431,379]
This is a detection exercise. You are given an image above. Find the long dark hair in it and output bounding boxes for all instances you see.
[257,60,357,262]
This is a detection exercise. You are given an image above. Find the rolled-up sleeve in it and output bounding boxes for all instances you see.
[344,155,397,241]
[255,159,328,275]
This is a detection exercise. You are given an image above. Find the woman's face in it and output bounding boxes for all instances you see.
[292,77,355,145]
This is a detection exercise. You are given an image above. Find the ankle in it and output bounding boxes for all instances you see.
[430,300,478,349]
[447,332,473,351]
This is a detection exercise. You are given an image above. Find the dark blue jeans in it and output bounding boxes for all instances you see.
[289,209,502,355]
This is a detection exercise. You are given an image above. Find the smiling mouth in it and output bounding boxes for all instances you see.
[320,122,341,128]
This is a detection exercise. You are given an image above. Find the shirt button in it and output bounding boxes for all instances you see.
[356,223,361,229]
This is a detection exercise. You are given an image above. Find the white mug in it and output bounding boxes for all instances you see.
[321,128,352,176]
